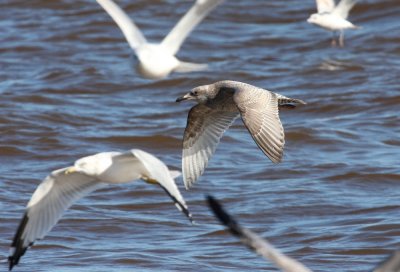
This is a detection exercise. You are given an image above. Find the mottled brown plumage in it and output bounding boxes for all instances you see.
[176,80,306,189]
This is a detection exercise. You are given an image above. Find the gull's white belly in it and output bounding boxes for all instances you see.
[136,44,180,79]
[315,14,356,31]
[97,159,145,184]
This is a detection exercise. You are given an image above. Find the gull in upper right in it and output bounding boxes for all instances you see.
[96,0,224,79]
[307,0,360,47]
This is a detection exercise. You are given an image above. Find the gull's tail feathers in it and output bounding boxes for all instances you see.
[351,24,362,29]
[277,95,306,109]
[169,170,181,180]
[174,61,208,73]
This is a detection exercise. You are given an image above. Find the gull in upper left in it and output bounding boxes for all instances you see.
[96,0,224,79]
[8,149,193,271]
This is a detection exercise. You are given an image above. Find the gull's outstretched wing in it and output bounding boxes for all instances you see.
[8,168,101,271]
[333,0,358,19]
[234,88,285,164]
[374,251,400,272]
[161,0,224,55]
[207,196,313,272]
[97,0,147,51]
[129,149,193,223]
[182,104,239,189]
[315,0,335,13]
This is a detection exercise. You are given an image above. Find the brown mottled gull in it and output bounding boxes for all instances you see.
[176,80,306,189]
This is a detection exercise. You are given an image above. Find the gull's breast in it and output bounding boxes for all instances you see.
[136,44,180,79]
[317,14,355,31]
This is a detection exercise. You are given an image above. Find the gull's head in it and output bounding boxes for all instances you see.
[307,13,321,24]
[176,85,210,104]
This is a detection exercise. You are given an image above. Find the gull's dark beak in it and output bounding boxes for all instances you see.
[176,93,191,102]
[176,96,186,102]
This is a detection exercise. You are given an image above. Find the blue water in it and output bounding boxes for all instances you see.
[1,0,399,271]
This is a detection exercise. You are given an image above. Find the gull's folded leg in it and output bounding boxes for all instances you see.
[331,31,337,47]
[339,30,345,47]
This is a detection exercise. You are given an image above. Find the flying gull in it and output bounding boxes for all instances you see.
[207,195,313,272]
[96,0,223,79]
[176,80,306,189]
[8,149,192,271]
[307,0,360,47]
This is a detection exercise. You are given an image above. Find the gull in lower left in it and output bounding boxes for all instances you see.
[8,149,192,271]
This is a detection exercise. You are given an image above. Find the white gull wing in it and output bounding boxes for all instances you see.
[8,168,101,270]
[332,0,358,19]
[182,104,239,189]
[234,88,285,164]
[161,0,224,55]
[97,0,147,51]
[207,196,313,272]
[315,0,335,13]
[129,149,193,223]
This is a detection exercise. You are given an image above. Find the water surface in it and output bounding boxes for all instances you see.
[1,0,399,271]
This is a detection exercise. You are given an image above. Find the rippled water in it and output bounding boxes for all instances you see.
[1,0,399,271]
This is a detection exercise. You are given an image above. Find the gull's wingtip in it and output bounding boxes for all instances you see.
[206,195,242,236]
[183,175,198,191]
[374,251,400,272]
[272,156,283,164]
[8,253,19,271]
[183,176,192,191]
[184,181,192,191]
[157,183,194,224]
[174,200,194,224]
[8,212,30,271]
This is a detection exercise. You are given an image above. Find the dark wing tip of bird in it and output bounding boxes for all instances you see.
[206,195,243,237]
[9,212,30,271]
[158,184,194,224]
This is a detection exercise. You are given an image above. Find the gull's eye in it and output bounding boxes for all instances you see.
[191,91,198,96]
